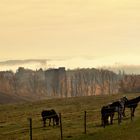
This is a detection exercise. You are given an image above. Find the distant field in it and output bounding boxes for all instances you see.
[0,93,140,140]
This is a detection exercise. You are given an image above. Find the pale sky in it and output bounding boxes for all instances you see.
[0,0,140,68]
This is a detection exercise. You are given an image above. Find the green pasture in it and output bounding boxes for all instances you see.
[0,93,140,140]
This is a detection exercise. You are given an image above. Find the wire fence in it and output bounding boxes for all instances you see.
[1,103,139,140]
[28,109,135,140]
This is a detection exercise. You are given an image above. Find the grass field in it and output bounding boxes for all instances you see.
[0,93,140,140]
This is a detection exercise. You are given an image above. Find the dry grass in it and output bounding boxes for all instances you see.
[0,93,140,140]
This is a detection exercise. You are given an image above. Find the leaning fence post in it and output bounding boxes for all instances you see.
[84,111,87,134]
[59,113,63,140]
[28,118,32,140]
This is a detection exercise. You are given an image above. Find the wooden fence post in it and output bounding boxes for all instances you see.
[59,113,63,140]
[84,111,87,134]
[28,118,32,140]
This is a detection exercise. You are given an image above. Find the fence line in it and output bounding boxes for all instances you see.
[25,107,137,140]
[5,104,137,140]
[59,113,63,140]
[35,102,139,119]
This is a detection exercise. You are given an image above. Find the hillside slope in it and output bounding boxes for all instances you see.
[0,92,27,104]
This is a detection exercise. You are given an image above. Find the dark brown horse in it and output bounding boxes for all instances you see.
[123,96,140,120]
[101,97,127,127]
[41,109,59,127]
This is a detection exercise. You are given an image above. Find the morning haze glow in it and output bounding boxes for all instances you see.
[0,0,140,69]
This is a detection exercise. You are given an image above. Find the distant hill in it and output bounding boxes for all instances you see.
[0,92,26,104]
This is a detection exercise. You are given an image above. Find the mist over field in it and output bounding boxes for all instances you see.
[0,54,140,74]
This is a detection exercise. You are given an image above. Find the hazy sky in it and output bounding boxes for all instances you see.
[0,0,140,68]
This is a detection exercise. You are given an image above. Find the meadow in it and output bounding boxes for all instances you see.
[0,93,140,140]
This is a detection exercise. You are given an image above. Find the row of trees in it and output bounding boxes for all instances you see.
[0,67,138,99]
[66,68,121,97]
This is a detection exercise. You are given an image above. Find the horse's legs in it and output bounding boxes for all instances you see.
[43,118,46,127]
[122,107,126,117]
[117,112,121,124]
[53,118,55,127]
[101,115,106,128]
[105,115,109,125]
[103,116,106,128]
[119,108,123,123]
[130,108,133,121]
[101,116,104,126]
[49,118,51,126]
[110,113,114,125]
[132,107,136,117]
[119,112,122,123]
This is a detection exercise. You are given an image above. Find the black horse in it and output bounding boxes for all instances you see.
[101,105,115,127]
[101,97,127,127]
[41,109,59,127]
[123,96,140,120]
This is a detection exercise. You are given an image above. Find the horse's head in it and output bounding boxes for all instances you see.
[121,96,128,104]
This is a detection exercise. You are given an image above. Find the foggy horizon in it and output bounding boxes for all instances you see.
[0,54,140,74]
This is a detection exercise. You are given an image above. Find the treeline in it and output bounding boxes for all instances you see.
[119,74,140,93]
[66,68,120,97]
[0,67,139,99]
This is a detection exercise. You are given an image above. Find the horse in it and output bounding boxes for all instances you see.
[101,105,115,127]
[120,96,128,117]
[123,96,140,120]
[101,96,127,127]
[41,109,59,127]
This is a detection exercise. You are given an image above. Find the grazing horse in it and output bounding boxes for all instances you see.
[101,105,115,127]
[41,109,59,127]
[101,97,127,127]
[120,96,128,117]
[124,96,140,120]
